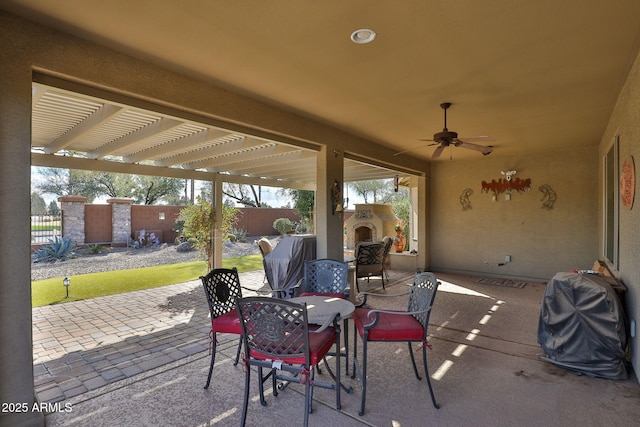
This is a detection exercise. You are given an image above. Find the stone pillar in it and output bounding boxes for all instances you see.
[108,198,134,246]
[58,196,87,246]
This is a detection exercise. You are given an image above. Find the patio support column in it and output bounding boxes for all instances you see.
[315,145,344,260]
[414,175,429,270]
[0,33,45,426]
[212,176,223,269]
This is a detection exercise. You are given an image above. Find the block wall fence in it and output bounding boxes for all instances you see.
[57,196,302,246]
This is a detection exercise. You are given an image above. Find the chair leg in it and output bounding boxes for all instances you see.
[204,331,216,389]
[358,337,368,416]
[351,324,358,379]
[258,366,267,406]
[303,376,311,427]
[240,364,251,427]
[422,345,440,409]
[233,336,242,366]
[343,319,349,376]
[407,342,422,380]
[335,329,342,410]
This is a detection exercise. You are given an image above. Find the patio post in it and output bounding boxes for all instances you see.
[211,176,224,269]
[0,18,45,425]
[315,145,344,260]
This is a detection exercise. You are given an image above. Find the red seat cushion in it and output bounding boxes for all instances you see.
[211,309,242,334]
[249,327,336,366]
[353,308,424,341]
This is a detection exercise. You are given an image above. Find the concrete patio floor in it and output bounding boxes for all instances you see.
[35,270,640,426]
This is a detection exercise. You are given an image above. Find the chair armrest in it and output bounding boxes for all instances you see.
[361,307,431,329]
[355,289,412,307]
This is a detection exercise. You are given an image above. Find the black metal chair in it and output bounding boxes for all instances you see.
[300,259,349,298]
[354,241,387,293]
[352,271,440,415]
[200,267,245,389]
[300,259,351,373]
[237,297,342,427]
[381,236,393,282]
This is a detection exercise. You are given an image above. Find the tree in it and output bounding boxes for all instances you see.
[92,172,136,199]
[131,175,185,205]
[223,183,266,207]
[35,167,101,202]
[178,196,240,270]
[278,188,314,220]
[349,179,393,204]
[392,189,411,236]
[48,200,60,217]
[30,192,47,215]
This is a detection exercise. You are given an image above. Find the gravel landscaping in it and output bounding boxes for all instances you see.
[31,236,281,281]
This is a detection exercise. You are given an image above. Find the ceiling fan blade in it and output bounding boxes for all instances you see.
[457,135,494,143]
[431,145,445,159]
[393,143,430,156]
[393,140,437,156]
[454,140,493,155]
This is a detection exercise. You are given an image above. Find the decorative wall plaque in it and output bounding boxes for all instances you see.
[621,155,635,210]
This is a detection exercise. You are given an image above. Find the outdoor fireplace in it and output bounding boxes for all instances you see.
[345,204,397,248]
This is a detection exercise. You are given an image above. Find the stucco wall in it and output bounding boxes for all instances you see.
[599,49,640,376]
[429,147,599,281]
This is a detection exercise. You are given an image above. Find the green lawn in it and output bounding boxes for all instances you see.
[31,254,263,307]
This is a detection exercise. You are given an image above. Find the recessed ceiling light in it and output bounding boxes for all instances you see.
[350,28,376,44]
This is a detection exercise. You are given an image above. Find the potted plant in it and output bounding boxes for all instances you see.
[393,224,405,252]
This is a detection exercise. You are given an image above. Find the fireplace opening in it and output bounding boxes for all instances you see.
[354,226,372,244]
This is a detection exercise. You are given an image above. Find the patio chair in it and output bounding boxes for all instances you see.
[200,267,246,389]
[352,271,440,415]
[354,241,387,293]
[237,297,342,427]
[300,259,351,373]
[381,236,393,281]
[300,258,349,298]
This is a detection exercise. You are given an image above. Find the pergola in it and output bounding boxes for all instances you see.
[30,77,425,264]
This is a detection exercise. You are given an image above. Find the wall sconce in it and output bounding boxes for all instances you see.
[331,180,342,215]
[63,277,70,299]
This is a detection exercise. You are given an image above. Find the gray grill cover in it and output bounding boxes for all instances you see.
[538,272,628,380]
[263,235,316,298]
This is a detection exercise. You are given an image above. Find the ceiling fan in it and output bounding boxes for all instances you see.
[395,102,494,159]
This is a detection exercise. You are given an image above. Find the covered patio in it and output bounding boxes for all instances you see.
[3,3,640,426]
[36,270,640,426]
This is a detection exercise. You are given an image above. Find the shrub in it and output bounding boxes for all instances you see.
[32,236,77,263]
[230,227,248,243]
[88,244,104,254]
[273,217,293,235]
[178,197,241,270]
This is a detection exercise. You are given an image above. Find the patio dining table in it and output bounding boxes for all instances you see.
[289,295,355,325]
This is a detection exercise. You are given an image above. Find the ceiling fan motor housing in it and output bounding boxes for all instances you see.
[434,130,458,145]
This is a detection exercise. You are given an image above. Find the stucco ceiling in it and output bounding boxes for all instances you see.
[5,1,640,179]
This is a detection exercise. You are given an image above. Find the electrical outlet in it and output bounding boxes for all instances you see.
[505,255,511,263]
